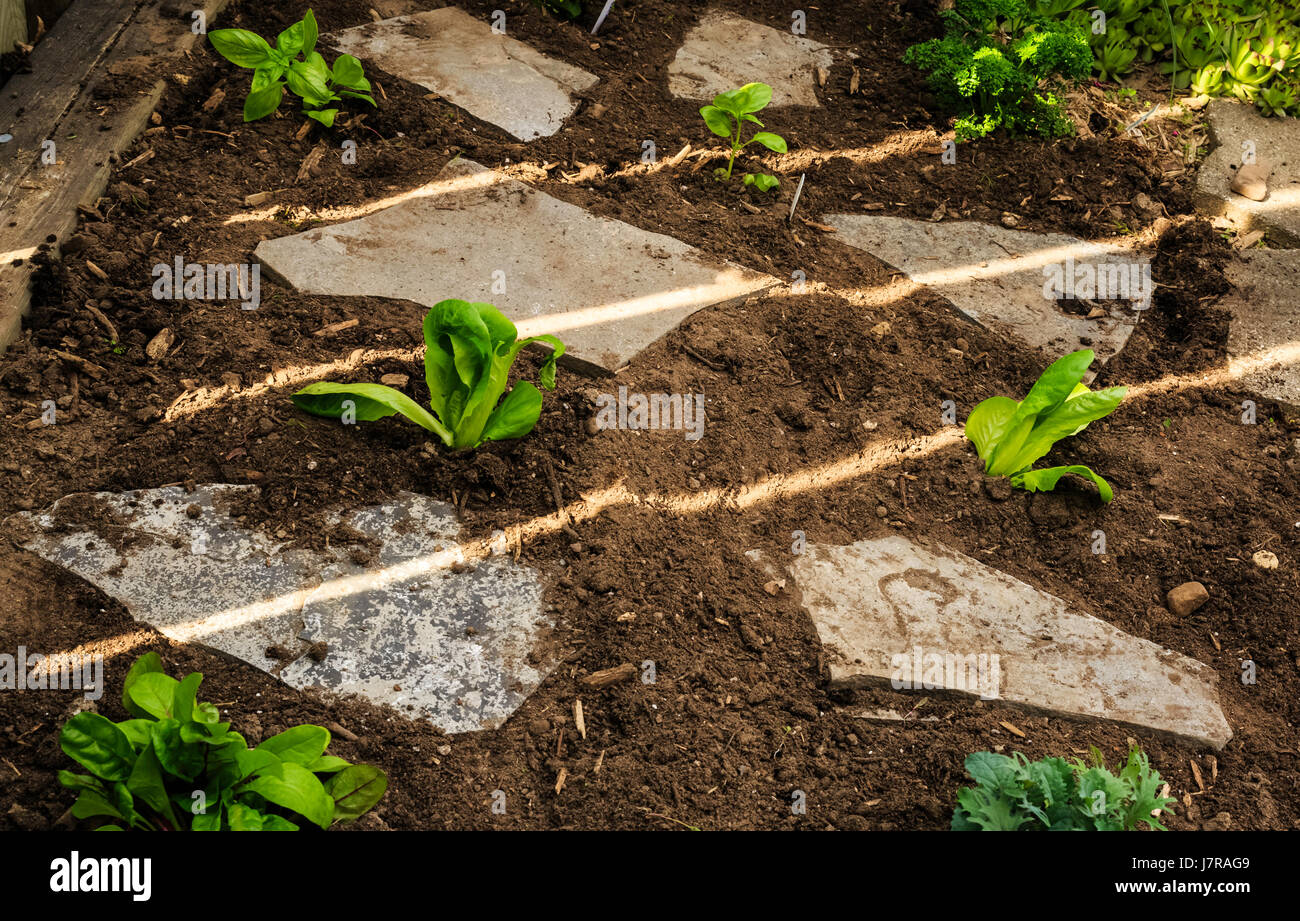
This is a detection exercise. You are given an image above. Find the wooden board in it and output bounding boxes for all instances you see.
[0,0,231,351]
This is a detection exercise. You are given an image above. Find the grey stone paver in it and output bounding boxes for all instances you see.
[12,486,551,734]
[668,9,832,107]
[255,158,776,374]
[1224,248,1300,406]
[751,535,1232,749]
[824,214,1147,364]
[330,8,598,141]
[1196,99,1300,246]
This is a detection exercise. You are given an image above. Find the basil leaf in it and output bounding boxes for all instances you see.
[209,29,274,69]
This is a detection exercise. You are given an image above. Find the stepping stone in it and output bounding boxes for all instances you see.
[11,486,551,734]
[750,535,1232,749]
[1224,248,1300,406]
[1195,99,1300,246]
[824,214,1147,364]
[668,9,832,107]
[255,158,776,374]
[329,8,598,140]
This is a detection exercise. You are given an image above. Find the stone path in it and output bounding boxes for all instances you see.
[255,158,775,374]
[12,486,551,734]
[668,9,832,107]
[330,8,598,140]
[750,535,1232,749]
[1196,99,1300,246]
[824,214,1147,364]
[1224,249,1300,405]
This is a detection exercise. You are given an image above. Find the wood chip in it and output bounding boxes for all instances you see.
[1234,229,1266,250]
[999,720,1027,738]
[554,767,567,795]
[848,66,860,95]
[145,327,175,362]
[124,148,155,169]
[665,142,692,167]
[312,318,359,337]
[800,218,837,233]
[594,748,605,774]
[579,662,636,688]
[1151,782,1170,818]
[296,145,326,183]
[83,303,118,343]
[1190,758,1205,792]
[51,350,106,379]
[1208,755,1218,783]
[244,190,277,207]
[202,88,226,113]
[574,699,586,739]
[85,260,110,282]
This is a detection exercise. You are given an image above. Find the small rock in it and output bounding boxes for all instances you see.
[1000,212,1021,228]
[144,327,174,361]
[1252,550,1279,570]
[870,321,891,337]
[380,373,409,388]
[588,102,608,118]
[1166,581,1209,616]
[1231,163,1269,202]
[1202,811,1233,831]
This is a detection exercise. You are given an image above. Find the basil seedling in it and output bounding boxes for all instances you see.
[700,82,787,190]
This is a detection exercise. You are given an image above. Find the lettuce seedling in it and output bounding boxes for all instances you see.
[58,653,387,830]
[966,348,1126,501]
[700,82,787,189]
[208,9,375,127]
[293,299,564,450]
[952,746,1175,831]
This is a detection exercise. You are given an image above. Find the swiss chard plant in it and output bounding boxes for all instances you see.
[58,653,387,830]
[208,9,375,127]
[700,82,787,190]
[904,0,1092,141]
[966,348,1126,502]
[952,746,1175,830]
[293,299,564,451]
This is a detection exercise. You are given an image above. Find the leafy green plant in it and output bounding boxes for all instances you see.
[904,0,1092,141]
[58,653,387,830]
[293,299,564,451]
[952,746,1175,830]
[700,82,787,189]
[208,9,375,127]
[530,0,583,19]
[966,348,1126,502]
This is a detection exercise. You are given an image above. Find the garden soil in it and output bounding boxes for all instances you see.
[0,0,1296,830]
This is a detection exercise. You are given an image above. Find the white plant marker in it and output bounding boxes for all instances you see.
[592,0,615,35]
[788,173,807,222]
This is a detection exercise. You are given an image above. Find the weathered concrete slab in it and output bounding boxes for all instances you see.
[10,486,551,734]
[751,535,1232,749]
[1224,248,1300,406]
[255,158,776,374]
[330,8,598,141]
[1196,99,1300,246]
[668,9,832,107]
[824,214,1147,364]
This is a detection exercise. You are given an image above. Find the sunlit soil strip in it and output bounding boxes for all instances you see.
[1125,340,1300,401]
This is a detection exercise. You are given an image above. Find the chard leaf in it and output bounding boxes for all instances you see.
[256,725,330,767]
[292,381,453,443]
[60,713,136,782]
[244,762,334,828]
[1011,464,1114,503]
[327,764,388,822]
[125,672,179,720]
[121,652,163,717]
[965,395,1019,466]
[172,671,202,723]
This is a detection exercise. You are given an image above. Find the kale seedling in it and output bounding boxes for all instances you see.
[208,9,375,127]
[293,299,564,450]
[58,653,387,830]
[700,82,787,190]
[966,348,1126,501]
[952,746,1175,830]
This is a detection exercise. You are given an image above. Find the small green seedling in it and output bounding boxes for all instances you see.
[700,82,787,189]
[952,746,1175,831]
[966,348,1126,502]
[208,9,374,126]
[293,299,564,451]
[58,653,387,830]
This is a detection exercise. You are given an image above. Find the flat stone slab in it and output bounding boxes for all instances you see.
[1196,99,1300,246]
[330,8,598,140]
[1224,248,1300,406]
[752,535,1232,749]
[824,214,1146,364]
[255,158,776,373]
[668,9,832,107]
[10,486,551,734]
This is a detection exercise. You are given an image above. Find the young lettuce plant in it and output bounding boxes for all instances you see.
[966,348,1126,501]
[293,299,564,450]
[700,82,787,190]
[58,653,387,830]
[208,9,375,127]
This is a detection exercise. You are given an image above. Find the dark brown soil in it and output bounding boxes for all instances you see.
[1,0,1297,832]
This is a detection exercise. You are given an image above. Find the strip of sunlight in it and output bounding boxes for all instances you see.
[223,162,503,226]
[1127,340,1300,401]
[147,428,965,642]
